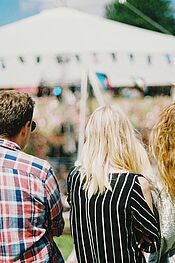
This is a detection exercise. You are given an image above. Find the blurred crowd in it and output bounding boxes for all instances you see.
[25,85,172,228]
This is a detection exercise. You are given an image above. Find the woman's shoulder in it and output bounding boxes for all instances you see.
[67,166,80,182]
[133,174,154,213]
[69,166,79,175]
[129,173,151,195]
[138,177,153,203]
[137,176,151,192]
[124,172,152,199]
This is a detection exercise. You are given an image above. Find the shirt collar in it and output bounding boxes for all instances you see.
[0,138,21,151]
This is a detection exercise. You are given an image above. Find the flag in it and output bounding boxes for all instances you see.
[96,72,111,90]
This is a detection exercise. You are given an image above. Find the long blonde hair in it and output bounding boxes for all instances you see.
[78,105,152,197]
[150,103,175,200]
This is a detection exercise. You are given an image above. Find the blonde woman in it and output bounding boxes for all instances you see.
[149,103,175,263]
[67,105,160,263]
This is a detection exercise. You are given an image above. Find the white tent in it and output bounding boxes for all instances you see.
[0,7,175,87]
[0,7,175,55]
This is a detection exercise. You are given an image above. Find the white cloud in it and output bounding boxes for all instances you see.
[20,0,61,11]
[19,0,111,15]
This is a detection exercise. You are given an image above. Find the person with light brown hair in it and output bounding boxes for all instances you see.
[0,90,64,262]
[149,103,175,262]
[67,105,160,263]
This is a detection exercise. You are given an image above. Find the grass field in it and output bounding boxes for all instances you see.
[54,234,74,260]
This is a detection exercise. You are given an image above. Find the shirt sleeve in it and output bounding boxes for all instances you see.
[45,167,64,237]
[131,176,160,253]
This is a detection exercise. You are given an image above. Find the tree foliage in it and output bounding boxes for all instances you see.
[105,0,175,35]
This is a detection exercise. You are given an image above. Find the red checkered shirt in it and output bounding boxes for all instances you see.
[0,138,64,262]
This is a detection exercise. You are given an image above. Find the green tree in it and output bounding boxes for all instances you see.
[105,0,175,35]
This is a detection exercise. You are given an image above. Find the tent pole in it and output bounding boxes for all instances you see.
[88,71,105,106]
[77,68,88,160]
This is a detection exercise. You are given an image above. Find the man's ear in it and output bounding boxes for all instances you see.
[20,121,30,137]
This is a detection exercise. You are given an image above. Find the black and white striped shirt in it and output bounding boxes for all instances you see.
[67,168,160,263]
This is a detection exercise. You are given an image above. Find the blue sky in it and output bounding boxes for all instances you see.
[0,0,36,25]
[0,0,111,25]
[0,0,174,26]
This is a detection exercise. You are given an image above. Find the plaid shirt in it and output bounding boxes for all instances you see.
[0,139,64,262]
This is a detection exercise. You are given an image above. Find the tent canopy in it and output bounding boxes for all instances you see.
[0,7,174,87]
[0,7,175,56]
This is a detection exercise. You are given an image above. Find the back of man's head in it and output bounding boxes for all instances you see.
[0,90,35,137]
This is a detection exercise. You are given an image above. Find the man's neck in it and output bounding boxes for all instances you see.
[1,135,24,150]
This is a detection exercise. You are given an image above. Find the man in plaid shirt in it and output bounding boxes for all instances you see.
[0,90,64,262]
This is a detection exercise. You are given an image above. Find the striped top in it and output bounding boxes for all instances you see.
[67,167,160,263]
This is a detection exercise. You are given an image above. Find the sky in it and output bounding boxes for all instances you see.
[0,0,174,26]
[0,0,111,26]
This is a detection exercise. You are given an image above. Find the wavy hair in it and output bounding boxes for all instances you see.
[78,105,152,197]
[150,103,175,200]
